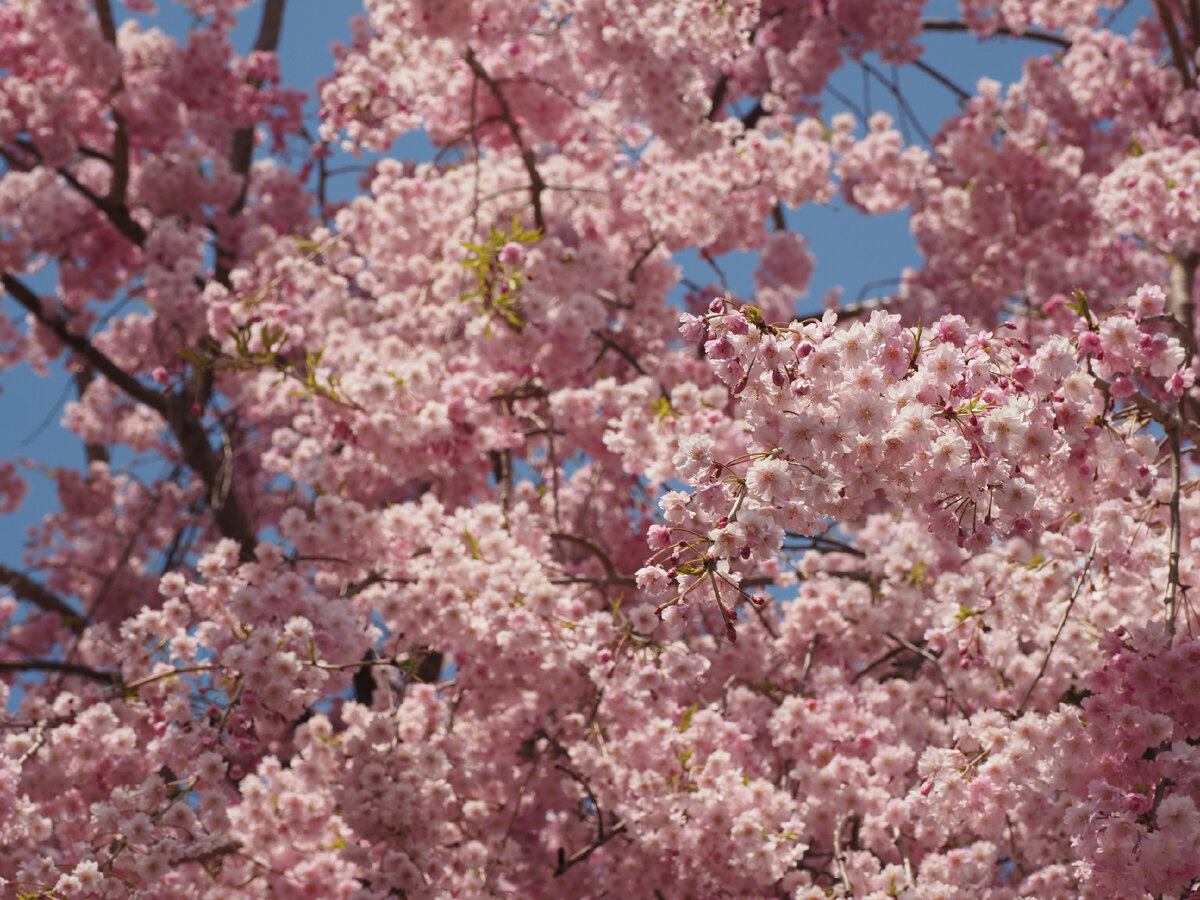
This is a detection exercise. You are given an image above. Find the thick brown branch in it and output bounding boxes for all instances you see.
[707,73,730,121]
[3,274,257,560]
[219,0,286,286]
[0,659,118,684]
[589,330,648,376]
[227,0,286,202]
[741,101,766,131]
[167,398,257,560]
[0,563,85,631]
[8,138,145,244]
[53,154,146,245]
[1155,1,1197,92]
[93,0,130,206]
[1168,245,1198,358]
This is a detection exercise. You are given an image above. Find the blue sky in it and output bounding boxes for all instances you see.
[0,0,1148,562]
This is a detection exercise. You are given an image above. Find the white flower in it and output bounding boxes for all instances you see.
[746,458,790,503]
[636,566,672,596]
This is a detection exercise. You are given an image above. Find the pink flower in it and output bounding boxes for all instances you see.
[498,242,525,265]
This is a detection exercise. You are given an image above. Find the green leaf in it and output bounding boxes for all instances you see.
[679,703,697,732]
[650,395,675,420]
[742,304,766,331]
[1067,288,1092,321]
[463,529,482,560]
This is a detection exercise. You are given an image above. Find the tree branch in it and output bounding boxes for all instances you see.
[464,47,547,232]
[550,531,623,582]
[74,364,110,465]
[885,632,969,717]
[3,273,165,413]
[0,563,85,631]
[218,0,286,285]
[227,0,286,191]
[3,273,258,560]
[922,18,1072,49]
[1165,427,1184,642]
[1154,1,1197,93]
[1016,544,1096,713]
[15,140,148,245]
[92,0,130,206]
[1168,245,1198,358]
[909,57,971,103]
[0,659,118,684]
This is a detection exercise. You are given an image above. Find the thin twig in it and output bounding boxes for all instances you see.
[922,18,1072,48]
[1165,427,1184,643]
[885,632,969,717]
[909,57,971,102]
[831,813,854,895]
[550,532,623,582]
[893,826,915,889]
[799,633,821,691]
[1017,544,1096,714]
[553,819,627,877]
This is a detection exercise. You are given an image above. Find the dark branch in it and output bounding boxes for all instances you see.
[0,564,85,632]
[93,0,130,206]
[922,18,1072,49]
[708,73,730,121]
[3,273,165,413]
[909,58,972,103]
[74,364,110,465]
[553,819,627,876]
[550,531,623,582]
[464,48,547,232]
[0,659,118,684]
[1154,2,1197,93]
[3,274,257,560]
[219,0,287,285]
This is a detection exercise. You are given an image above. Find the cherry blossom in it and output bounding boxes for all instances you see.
[2,0,1200,897]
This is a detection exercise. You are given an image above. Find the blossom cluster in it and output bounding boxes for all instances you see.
[1,0,1199,898]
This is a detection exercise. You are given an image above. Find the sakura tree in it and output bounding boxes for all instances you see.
[2,0,1200,896]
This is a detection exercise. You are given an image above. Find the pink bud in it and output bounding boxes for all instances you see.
[498,242,525,266]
